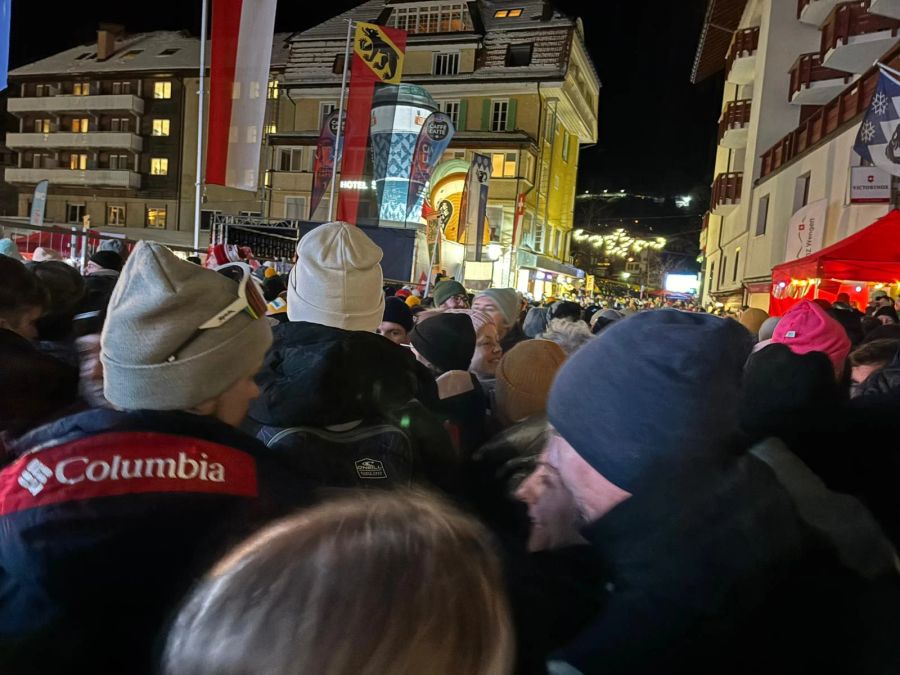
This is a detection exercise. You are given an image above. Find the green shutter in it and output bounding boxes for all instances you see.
[481,99,491,131]
[458,99,468,131]
[507,99,517,130]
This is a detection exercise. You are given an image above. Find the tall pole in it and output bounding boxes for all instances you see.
[329,19,354,221]
[193,0,209,252]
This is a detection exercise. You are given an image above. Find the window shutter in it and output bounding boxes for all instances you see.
[458,99,468,131]
[507,99,517,130]
[481,99,491,131]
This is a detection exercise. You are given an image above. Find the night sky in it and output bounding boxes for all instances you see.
[8,0,721,198]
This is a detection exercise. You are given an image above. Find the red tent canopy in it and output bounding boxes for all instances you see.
[771,209,900,283]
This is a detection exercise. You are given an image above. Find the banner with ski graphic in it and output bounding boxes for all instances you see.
[310,109,345,219]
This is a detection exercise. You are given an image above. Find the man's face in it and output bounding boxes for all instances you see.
[515,449,585,552]
[441,294,468,309]
[850,363,884,396]
[377,321,409,346]
[876,296,893,309]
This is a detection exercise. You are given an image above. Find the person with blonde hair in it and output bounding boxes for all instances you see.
[163,491,514,675]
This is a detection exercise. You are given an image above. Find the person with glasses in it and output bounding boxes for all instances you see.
[0,241,316,674]
[432,279,469,309]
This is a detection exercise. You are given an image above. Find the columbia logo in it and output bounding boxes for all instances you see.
[18,459,52,496]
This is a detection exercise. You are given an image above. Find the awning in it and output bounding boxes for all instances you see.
[771,209,900,283]
[690,0,749,84]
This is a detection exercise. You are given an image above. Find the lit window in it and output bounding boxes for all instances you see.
[73,82,90,96]
[71,118,89,133]
[494,9,509,17]
[146,206,167,228]
[267,79,279,99]
[433,52,459,76]
[153,81,172,99]
[107,205,126,225]
[264,123,277,135]
[150,158,169,176]
[33,119,51,133]
[388,3,472,34]
[490,152,516,178]
[508,8,523,16]
[152,119,170,136]
[69,154,87,170]
[491,100,509,132]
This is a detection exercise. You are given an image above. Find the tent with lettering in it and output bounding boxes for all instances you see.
[769,209,900,314]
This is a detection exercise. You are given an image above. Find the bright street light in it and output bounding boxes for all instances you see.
[486,243,502,261]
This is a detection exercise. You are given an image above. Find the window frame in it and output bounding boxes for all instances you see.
[432,51,460,76]
[150,157,169,176]
[490,99,509,132]
[438,100,461,128]
[107,205,126,225]
[153,81,172,100]
[284,195,308,220]
[146,206,168,229]
[151,119,171,137]
[756,195,769,236]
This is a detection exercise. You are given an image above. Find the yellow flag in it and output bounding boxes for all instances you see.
[354,22,405,84]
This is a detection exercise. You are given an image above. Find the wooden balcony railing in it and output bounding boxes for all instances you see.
[760,41,900,179]
[711,172,743,211]
[789,52,851,99]
[725,27,760,76]
[718,99,752,142]
[821,1,900,55]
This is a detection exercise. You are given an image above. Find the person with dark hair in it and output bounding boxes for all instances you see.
[162,492,513,675]
[548,301,582,322]
[27,261,86,366]
[0,241,316,674]
[0,255,47,340]
[874,305,899,325]
[849,339,900,394]
[377,296,414,345]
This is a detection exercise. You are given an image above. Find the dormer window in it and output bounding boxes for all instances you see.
[495,8,524,18]
[388,3,472,34]
[505,43,533,67]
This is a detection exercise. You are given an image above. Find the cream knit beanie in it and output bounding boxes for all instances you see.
[101,241,273,410]
[287,221,385,331]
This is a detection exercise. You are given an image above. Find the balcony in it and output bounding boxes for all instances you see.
[725,27,759,85]
[6,132,143,153]
[718,99,752,148]
[711,172,742,216]
[798,0,842,25]
[789,52,854,104]
[8,94,144,116]
[821,1,900,73]
[5,167,141,189]
[870,0,900,19]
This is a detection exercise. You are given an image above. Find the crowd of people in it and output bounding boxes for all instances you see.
[0,221,898,674]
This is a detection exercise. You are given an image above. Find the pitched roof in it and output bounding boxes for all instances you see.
[690,0,749,84]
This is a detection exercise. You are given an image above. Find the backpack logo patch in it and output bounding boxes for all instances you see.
[355,458,387,480]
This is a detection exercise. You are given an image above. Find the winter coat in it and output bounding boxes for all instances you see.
[0,407,316,675]
[245,321,458,493]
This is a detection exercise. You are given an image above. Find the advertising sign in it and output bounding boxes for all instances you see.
[405,112,454,221]
[29,179,48,226]
[850,166,891,203]
[784,198,827,262]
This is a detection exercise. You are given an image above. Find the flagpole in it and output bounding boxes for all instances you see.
[423,221,443,298]
[876,61,900,81]
[193,0,209,252]
[329,19,354,222]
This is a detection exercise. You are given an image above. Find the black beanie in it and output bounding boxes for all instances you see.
[89,250,123,272]
[410,312,475,373]
[382,296,414,332]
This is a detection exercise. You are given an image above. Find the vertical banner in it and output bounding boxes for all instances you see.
[206,0,278,191]
[310,110,345,219]
[459,153,491,262]
[29,180,48,227]
[510,192,526,248]
[0,0,9,92]
[784,198,827,262]
[337,22,406,224]
[406,112,454,221]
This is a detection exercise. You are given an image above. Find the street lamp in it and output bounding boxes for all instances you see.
[486,243,502,261]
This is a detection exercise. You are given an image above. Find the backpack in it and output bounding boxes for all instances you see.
[259,423,415,489]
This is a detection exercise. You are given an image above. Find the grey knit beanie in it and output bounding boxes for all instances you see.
[474,288,519,327]
[101,241,273,410]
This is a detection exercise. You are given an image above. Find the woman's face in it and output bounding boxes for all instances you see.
[472,297,509,338]
[470,323,502,378]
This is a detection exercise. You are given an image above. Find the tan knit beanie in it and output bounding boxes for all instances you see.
[495,339,566,424]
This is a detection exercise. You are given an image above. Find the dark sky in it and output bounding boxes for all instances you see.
[9,0,721,197]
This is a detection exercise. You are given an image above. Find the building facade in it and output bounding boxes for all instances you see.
[693,0,900,309]
[3,26,289,247]
[271,0,599,292]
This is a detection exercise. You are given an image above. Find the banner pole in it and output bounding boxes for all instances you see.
[423,222,442,298]
[193,0,209,252]
[329,19,354,222]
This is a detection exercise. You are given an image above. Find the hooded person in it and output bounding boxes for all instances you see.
[247,222,456,494]
[0,241,318,674]
[433,279,469,309]
[772,300,851,379]
[523,310,896,675]
[473,288,527,352]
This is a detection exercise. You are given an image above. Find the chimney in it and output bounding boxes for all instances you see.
[97,23,125,61]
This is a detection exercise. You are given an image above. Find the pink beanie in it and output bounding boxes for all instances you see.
[772,300,851,377]
[443,308,494,334]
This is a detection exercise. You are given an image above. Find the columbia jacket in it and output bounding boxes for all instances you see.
[0,407,315,675]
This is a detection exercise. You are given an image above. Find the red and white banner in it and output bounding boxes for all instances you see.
[206,0,277,191]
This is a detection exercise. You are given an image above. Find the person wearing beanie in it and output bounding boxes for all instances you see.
[378,296,414,345]
[738,307,769,338]
[0,255,47,341]
[548,301,582,322]
[496,339,566,427]
[410,312,476,374]
[758,315,781,342]
[395,288,412,301]
[874,305,899,325]
[97,237,127,258]
[405,294,421,309]
[0,237,23,261]
[0,240,320,673]
[433,279,469,309]
[772,300,851,378]
[85,250,123,276]
[523,306,549,338]
[517,310,892,674]
[444,309,501,380]
[286,221,384,331]
[473,288,527,351]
